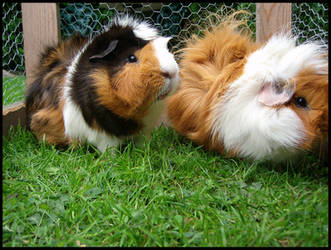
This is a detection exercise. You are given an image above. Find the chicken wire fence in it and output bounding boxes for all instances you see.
[2,2,328,107]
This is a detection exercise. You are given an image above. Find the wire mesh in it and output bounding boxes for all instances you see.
[2,2,26,106]
[59,3,256,55]
[2,2,328,107]
[292,2,328,46]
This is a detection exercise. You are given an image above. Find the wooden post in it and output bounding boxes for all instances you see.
[21,3,61,85]
[256,3,292,43]
[2,3,61,138]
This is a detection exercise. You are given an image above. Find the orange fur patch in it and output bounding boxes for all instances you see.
[30,107,68,145]
[92,43,165,120]
[289,68,328,152]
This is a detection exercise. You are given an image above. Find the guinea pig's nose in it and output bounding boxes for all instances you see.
[162,71,177,79]
[162,72,171,79]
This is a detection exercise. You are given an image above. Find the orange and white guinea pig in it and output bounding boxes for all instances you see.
[167,13,328,162]
[25,14,179,152]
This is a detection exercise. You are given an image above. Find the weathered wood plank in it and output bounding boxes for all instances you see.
[2,102,26,138]
[21,3,61,85]
[256,3,292,43]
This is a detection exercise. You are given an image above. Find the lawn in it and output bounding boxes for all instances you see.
[2,125,328,247]
[2,76,26,106]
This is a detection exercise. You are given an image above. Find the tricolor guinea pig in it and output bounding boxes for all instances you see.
[25,14,179,152]
[167,12,328,162]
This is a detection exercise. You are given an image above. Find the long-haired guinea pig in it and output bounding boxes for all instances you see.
[25,14,179,152]
[167,12,328,162]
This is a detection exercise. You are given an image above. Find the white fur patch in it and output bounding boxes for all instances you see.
[244,34,327,83]
[152,37,180,96]
[62,98,122,153]
[112,14,159,41]
[210,33,325,160]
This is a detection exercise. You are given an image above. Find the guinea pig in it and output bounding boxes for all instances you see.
[166,12,328,162]
[25,14,180,152]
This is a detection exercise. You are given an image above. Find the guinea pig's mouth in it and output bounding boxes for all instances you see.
[157,87,171,100]
[157,78,172,101]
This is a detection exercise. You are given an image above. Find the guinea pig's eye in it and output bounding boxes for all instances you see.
[127,54,137,63]
[293,96,308,109]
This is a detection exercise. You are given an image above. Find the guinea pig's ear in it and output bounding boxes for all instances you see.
[258,81,295,107]
[89,40,119,62]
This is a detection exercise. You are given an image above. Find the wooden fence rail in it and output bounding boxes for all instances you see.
[2,3,292,138]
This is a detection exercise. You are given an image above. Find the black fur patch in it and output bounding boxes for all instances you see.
[69,67,142,137]
[25,77,43,128]
[94,103,142,136]
[25,67,65,108]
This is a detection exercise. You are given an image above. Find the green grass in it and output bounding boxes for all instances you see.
[2,125,328,247]
[3,76,26,106]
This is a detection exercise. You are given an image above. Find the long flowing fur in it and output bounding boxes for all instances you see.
[167,11,328,161]
[167,11,259,154]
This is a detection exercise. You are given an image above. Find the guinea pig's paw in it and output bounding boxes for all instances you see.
[102,145,117,156]
[258,80,295,107]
